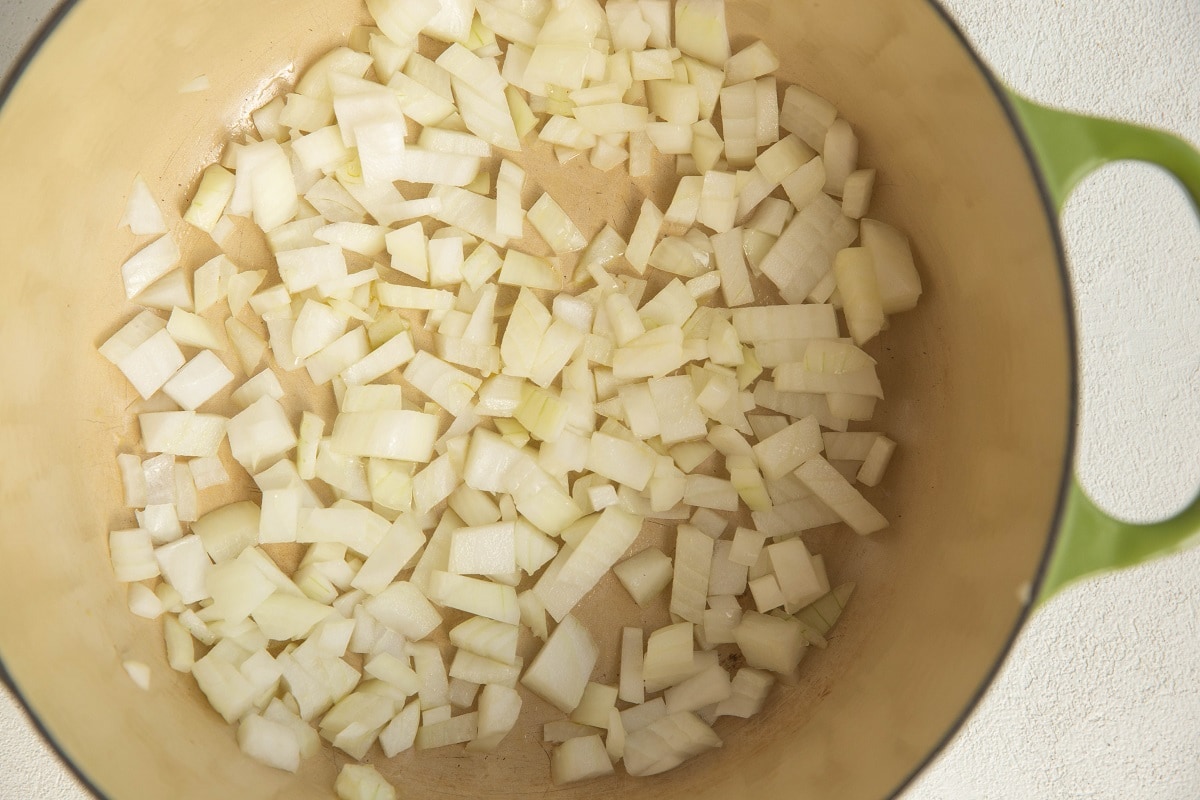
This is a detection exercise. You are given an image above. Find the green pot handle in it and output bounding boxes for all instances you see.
[1006,93,1200,604]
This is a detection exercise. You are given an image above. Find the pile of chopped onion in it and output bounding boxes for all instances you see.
[102,0,920,794]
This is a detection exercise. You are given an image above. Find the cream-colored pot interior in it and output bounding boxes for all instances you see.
[0,0,1072,798]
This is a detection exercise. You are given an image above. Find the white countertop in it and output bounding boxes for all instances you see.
[3,2,1200,798]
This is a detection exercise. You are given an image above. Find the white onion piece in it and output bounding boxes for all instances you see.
[162,352,229,412]
[184,164,236,233]
[521,614,598,713]
[139,411,227,458]
[822,118,858,197]
[860,218,923,313]
[113,328,185,400]
[121,234,181,300]
[857,435,897,487]
[335,764,398,800]
[120,175,167,235]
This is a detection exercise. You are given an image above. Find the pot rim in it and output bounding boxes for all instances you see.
[0,1,1078,798]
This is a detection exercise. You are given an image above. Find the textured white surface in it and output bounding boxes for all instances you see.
[2,2,1199,799]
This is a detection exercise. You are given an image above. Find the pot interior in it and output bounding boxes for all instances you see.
[0,0,1071,798]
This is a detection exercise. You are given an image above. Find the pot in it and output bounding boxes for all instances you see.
[1,1,1197,799]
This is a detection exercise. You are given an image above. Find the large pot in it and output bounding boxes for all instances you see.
[2,1,1198,799]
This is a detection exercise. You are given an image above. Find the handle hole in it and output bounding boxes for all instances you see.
[1064,161,1200,524]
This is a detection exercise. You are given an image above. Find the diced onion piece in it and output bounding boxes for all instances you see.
[119,659,151,692]
[114,326,184,398]
[376,283,454,311]
[238,714,302,773]
[757,194,858,303]
[521,614,598,714]
[350,517,425,594]
[363,582,443,640]
[841,168,876,219]
[158,350,231,411]
[610,627,645,707]
[697,170,737,232]
[625,198,665,275]
[136,270,193,313]
[379,701,421,757]
[731,303,838,343]
[231,369,285,411]
[645,121,692,155]
[713,667,774,718]
[612,324,685,380]
[184,164,236,233]
[163,615,195,672]
[551,735,614,785]
[335,763,397,800]
[429,185,508,247]
[613,548,673,608]
[780,155,826,211]
[468,684,523,752]
[648,375,707,445]
[430,571,520,624]
[691,120,723,173]
[773,358,883,398]
[860,218,922,314]
[779,84,837,151]
[681,474,737,511]
[718,81,757,169]
[765,538,827,611]
[725,40,779,84]
[674,0,730,66]
[495,159,526,239]
[754,76,779,146]
[109,528,160,583]
[833,247,885,346]
[499,250,561,290]
[663,175,702,228]
[642,622,696,693]
[154,534,211,603]
[570,682,618,730]
[534,506,642,621]
[624,710,722,776]
[331,410,438,462]
[795,455,888,535]
[163,308,221,352]
[724,526,766,568]
[448,522,518,575]
[647,81,700,126]
[750,415,821,480]
[527,192,587,254]
[755,136,812,188]
[733,611,806,674]
[669,525,713,624]
[585,432,655,491]
[856,435,897,487]
[403,351,482,415]
[449,649,522,687]
[225,396,297,474]
[663,661,731,714]
[120,175,167,235]
[702,594,743,645]
[140,411,227,457]
[412,714,477,753]
[822,119,858,197]
[276,244,348,296]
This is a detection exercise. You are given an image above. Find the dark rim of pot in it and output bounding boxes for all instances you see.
[0,1,1077,799]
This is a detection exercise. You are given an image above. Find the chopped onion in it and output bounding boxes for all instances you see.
[98,0,926,788]
[120,175,167,235]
